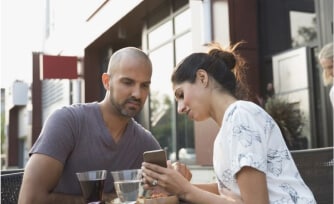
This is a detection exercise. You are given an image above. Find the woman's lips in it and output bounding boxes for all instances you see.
[186,109,193,119]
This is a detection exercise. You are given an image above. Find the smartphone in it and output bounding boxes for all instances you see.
[143,149,167,168]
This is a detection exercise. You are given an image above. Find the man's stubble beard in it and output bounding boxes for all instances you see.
[109,93,142,118]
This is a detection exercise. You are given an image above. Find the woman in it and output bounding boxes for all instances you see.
[318,42,333,107]
[142,43,316,203]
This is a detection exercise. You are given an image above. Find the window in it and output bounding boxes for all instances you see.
[146,6,193,160]
[290,11,317,48]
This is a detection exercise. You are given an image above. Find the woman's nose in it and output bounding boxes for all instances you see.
[177,101,187,114]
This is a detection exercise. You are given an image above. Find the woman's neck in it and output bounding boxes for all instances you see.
[210,92,237,126]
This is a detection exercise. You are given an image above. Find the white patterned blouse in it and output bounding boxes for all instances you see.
[213,100,316,204]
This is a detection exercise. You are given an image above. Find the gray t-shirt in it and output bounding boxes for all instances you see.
[30,102,161,195]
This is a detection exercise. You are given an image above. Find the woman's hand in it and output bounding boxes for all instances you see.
[141,162,245,204]
[141,161,193,197]
[171,161,192,181]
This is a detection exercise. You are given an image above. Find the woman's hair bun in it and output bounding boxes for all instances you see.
[208,48,236,70]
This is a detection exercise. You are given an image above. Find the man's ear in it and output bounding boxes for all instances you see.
[102,73,110,90]
[196,69,208,87]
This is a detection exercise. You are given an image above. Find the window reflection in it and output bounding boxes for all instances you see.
[290,11,317,48]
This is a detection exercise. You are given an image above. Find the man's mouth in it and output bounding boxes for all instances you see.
[126,99,141,107]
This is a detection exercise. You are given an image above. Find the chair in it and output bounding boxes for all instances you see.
[290,147,333,204]
[1,171,24,204]
[1,168,24,175]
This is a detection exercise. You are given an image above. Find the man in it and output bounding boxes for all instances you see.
[318,42,333,107]
[18,47,161,204]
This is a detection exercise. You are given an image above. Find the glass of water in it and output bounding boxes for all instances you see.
[111,169,142,204]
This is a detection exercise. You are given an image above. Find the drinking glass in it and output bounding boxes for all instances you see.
[111,169,142,204]
[76,170,107,204]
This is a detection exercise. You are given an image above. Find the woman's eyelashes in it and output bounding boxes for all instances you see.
[174,89,184,100]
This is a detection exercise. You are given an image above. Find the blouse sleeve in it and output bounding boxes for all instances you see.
[226,105,269,178]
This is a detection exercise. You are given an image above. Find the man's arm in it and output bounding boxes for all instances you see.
[18,154,84,204]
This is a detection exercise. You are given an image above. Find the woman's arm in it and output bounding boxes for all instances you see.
[142,162,243,204]
[193,183,219,194]
[237,166,269,204]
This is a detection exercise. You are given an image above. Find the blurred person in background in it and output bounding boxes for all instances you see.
[318,42,333,107]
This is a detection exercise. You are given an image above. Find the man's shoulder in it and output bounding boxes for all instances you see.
[67,101,98,109]
[61,102,98,113]
[130,119,151,134]
[51,102,99,120]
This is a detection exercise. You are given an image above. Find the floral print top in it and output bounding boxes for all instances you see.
[213,100,316,203]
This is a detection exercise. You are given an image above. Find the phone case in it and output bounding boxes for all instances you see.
[143,149,167,168]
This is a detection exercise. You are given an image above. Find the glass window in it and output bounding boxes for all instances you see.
[147,7,193,161]
[175,32,192,64]
[175,9,191,35]
[175,32,194,152]
[149,43,174,153]
[148,21,173,49]
[290,11,317,48]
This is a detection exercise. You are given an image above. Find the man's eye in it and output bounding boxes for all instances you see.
[123,80,133,85]
[142,83,150,89]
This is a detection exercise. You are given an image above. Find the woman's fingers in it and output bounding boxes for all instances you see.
[142,163,165,177]
[172,161,192,181]
[142,163,167,188]
[141,161,192,196]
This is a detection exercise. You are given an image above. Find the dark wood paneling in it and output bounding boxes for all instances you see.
[84,48,102,102]
[228,0,260,101]
[32,52,42,144]
[8,108,18,166]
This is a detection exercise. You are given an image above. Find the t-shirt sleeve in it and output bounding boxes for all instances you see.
[30,107,77,164]
[145,131,161,150]
[227,106,268,178]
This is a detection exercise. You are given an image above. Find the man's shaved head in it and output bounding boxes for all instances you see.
[107,47,152,75]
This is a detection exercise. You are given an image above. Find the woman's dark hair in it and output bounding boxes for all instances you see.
[171,42,249,99]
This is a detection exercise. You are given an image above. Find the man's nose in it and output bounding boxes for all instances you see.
[131,85,142,98]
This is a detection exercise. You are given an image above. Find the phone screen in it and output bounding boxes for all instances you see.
[143,149,167,168]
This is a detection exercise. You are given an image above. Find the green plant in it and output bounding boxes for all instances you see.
[264,97,305,149]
